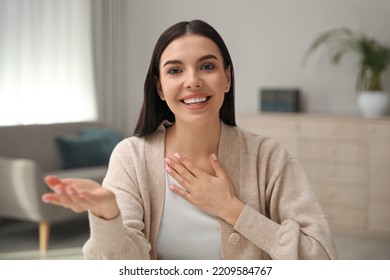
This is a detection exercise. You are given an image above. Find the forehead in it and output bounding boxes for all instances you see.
[160,34,222,64]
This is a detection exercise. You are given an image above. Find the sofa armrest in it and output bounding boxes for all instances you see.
[0,155,45,220]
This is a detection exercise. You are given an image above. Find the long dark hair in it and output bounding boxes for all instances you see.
[133,20,236,137]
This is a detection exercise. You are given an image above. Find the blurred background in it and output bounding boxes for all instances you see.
[0,0,389,259]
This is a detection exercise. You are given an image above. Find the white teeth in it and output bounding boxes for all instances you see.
[183,97,207,104]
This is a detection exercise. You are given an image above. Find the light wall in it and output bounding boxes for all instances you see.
[122,0,390,131]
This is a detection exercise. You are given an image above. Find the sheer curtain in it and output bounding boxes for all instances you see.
[0,0,97,126]
[91,0,128,133]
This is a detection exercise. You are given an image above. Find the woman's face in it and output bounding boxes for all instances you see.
[157,34,231,126]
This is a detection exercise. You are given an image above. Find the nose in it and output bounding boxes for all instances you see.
[184,70,202,89]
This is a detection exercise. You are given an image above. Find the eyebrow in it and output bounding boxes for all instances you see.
[162,54,219,68]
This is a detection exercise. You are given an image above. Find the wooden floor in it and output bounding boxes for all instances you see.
[1,218,390,260]
[0,217,88,259]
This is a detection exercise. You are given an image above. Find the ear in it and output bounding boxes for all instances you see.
[155,76,165,100]
[224,65,232,93]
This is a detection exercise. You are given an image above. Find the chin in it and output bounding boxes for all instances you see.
[177,114,220,127]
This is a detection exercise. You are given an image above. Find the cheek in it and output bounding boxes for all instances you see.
[160,78,181,94]
[160,80,181,108]
[208,76,228,93]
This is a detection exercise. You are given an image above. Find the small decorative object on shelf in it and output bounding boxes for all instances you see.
[260,88,300,113]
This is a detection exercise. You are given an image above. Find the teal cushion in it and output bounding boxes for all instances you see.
[80,127,121,152]
[55,135,111,169]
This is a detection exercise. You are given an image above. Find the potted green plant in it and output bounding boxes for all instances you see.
[304,27,390,118]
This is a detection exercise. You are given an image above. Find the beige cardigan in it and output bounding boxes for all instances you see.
[82,122,337,260]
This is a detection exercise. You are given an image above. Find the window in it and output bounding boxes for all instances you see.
[0,0,97,126]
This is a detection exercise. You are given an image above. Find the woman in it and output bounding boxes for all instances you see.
[42,20,336,260]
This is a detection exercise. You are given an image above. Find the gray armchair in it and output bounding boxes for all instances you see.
[0,122,120,253]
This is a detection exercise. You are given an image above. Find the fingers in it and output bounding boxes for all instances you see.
[44,175,62,190]
[175,153,204,177]
[42,177,119,219]
[166,152,206,175]
[42,184,76,206]
[44,175,80,189]
[63,187,91,213]
[165,153,207,199]
[165,152,219,200]
[42,186,93,213]
[165,152,225,182]
[41,193,61,204]
[42,176,91,212]
[43,175,70,204]
[169,184,192,202]
[165,154,199,187]
[209,153,227,179]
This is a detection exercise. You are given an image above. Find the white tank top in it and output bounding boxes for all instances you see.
[156,173,221,259]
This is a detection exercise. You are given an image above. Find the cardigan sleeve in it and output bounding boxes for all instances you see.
[82,140,152,260]
[233,157,337,260]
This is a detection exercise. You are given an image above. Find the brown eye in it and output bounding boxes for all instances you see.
[168,67,182,74]
[200,63,215,71]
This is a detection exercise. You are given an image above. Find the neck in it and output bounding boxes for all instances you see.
[165,118,221,159]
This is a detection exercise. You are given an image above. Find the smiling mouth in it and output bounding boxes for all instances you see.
[181,96,210,105]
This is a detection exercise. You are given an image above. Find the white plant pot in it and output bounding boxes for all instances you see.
[357,91,390,118]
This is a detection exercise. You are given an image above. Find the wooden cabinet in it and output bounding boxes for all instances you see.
[366,122,390,232]
[298,117,367,232]
[236,113,390,237]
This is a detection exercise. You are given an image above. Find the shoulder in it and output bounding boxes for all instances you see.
[218,124,297,189]
[224,123,290,158]
[111,124,165,163]
[222,124,293,177]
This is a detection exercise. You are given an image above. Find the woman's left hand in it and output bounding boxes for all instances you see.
[164,153,244,225]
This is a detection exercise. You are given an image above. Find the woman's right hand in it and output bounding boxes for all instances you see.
[42,175,120,220]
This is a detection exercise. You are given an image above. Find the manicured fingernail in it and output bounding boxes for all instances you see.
[169,185,175,191]
[166,165,172,173]
[212,153,217,161]
[164,158,172,164]
[54,187,62,194]
[42,197,50,203]
[174,153,181,159]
